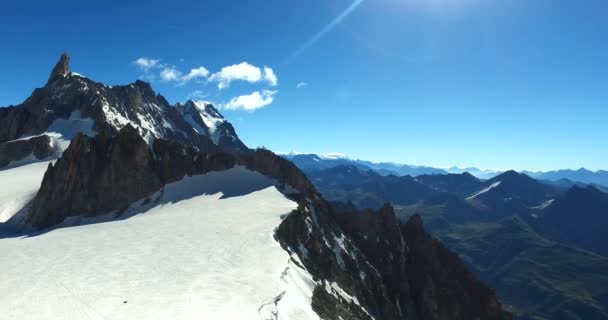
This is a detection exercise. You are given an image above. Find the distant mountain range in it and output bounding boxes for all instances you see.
[299,164,608,319]
[525,168,608,189]
[281,153,608,188]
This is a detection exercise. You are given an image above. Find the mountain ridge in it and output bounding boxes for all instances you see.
[0,53,249,169]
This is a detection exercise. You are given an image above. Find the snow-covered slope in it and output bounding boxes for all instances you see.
[0,161,51,222]
[0,167,318,320]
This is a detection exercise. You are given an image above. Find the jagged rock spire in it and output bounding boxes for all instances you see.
[47,52,70,84]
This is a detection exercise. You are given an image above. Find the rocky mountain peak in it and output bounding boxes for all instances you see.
[47,52,70,84]
[178,100,224,121]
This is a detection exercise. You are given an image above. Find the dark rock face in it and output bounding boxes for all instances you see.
[47,53,70,84]
[331,204,419,319]
[276,199,512,320]
[276,199,400,320]
[0,104,52,144]
[238,148,318,198]
[22,125,237,230]
[401,214,510,320]
[0,135,53,167]
[215,121,249,154]
[26,126,162,229]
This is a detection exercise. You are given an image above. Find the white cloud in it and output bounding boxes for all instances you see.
[223,90,277,111]
[133,58,277,89]
[263,67,278,86]
[182,66,209,82]
[296,82,308,89]
[209,62,262,89]
[159,66,209,84]
[160,67,182,81]
[209,62,278,89]
[134,58,160,71]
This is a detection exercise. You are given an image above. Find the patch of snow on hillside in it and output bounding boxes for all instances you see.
[323,281,374,319]
[46,110,96,150]
[0,167,319,320]
[466,181,502,200]
[531,199,554,210]
[0,161,51,222]
[102,99,131,129]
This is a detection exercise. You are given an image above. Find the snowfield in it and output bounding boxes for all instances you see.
[0,161,50,222]
[0,167,319,320]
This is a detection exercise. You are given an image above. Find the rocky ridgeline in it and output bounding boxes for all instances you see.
[276,199,512,320]
[18,124,315,230]
[0,135,53,167]
[0,53,248,168]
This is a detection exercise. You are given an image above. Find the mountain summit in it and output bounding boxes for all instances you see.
[0,53,249,168]
[47,52,70,84]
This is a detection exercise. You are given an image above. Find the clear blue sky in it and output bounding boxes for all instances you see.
[1,0,607,171]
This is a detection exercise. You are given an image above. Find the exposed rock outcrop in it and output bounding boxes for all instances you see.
[47,52,70,84]
[22,125,237,230]
[401,214,510,320]
[26,126,162,229]
[238,148,318,198]
[277,199,512,320]
[0,135,53,167]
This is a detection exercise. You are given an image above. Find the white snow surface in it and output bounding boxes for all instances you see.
[466,181,502,200]
[0,161,51,222]
[0,166,319,320]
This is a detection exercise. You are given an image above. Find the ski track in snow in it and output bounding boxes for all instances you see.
[0,167,319,320]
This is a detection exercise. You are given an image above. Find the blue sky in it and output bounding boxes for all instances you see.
[1,0,607,171]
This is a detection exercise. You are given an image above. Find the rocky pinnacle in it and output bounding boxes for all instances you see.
[47,52,70,84]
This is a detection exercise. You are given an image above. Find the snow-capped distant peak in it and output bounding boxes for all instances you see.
[321,153,348,160]
[178,100,227,143]
[466,181,502,200]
